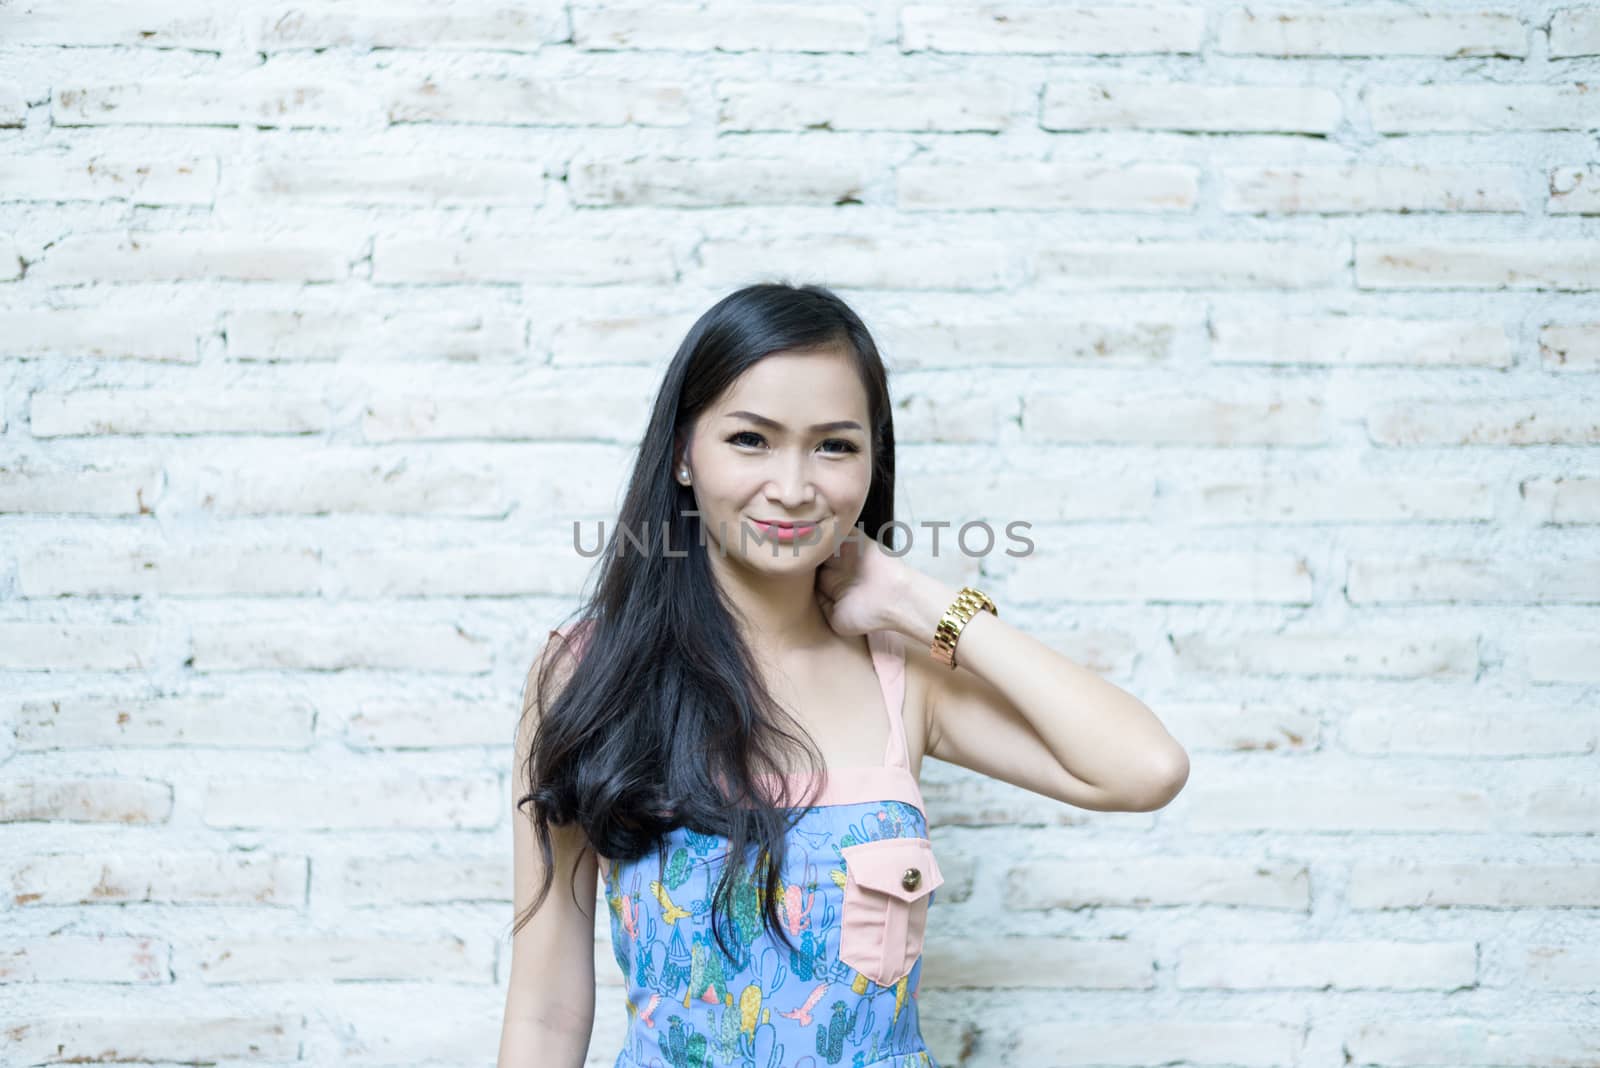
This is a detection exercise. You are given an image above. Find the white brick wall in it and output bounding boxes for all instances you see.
[1,1,1597,1065]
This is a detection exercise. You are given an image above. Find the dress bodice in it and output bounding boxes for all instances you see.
[594,628,945,1068]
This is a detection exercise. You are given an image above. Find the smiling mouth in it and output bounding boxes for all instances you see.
[747,517,825,538]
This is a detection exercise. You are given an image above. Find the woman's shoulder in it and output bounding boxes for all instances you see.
[547,618,596,657]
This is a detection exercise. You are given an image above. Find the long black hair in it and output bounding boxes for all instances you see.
[512,282,899,962]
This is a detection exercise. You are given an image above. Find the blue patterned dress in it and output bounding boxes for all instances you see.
[598,629,944,1068]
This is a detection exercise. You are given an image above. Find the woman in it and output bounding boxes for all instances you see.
[497,283,1189,1068]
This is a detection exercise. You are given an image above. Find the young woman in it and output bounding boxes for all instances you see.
[497,283,1189,1068]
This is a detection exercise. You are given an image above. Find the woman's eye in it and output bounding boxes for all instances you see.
[727,431,860,454]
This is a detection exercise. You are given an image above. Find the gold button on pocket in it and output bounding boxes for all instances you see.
[838,836,944,987]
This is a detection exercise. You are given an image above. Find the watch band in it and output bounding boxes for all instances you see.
[930,585,998,670]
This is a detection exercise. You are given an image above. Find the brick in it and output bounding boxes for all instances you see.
[0,83,25,126]
[1036,241,1345,287]
[0,622,162,671]
[894,471,1154,522]
[372,235,676,284]
[204,774,499,829]
[891,392,1005,443]
[31,387,329,436]
[1170,631,1480,677]
[387,77,691,126]
[922,772,1154,829]
[246,155,552,205]
[923,936,1154,989]
[1189,476,1494,522]
[1154,700,1322,753]
[1514,944,1600,990]
[1367,398,1600,445]
[339,853,509,905]
[0,3,222,47]
[1221,163,1522,213]
[0,460,165,515]
[1181,780,1496,832]
[198,450,513,517]
[1042,82,1341,133]
[1343,704,1598,756]
[1527,633,1600,682]
[191,621,494,672]
[1001,549,1313,603]
[6,1015,303,1062]
[698,234,1016,289]
[344,696,518,748]
[331,991,502,1061]
[0,234,21,279]
[1366,83,1598,132]
[1210,314,1512,367]
[900,5,1205,54]
[0,934,168,982]
[360,375,657,441]
[1357,241,1600,290]
[571,155,872,207]
[261,2,566,50]
[1218,7,1526,57]
[1007,856,1310,910]
[1025,390,1327,444]
[1348,555,1600,603]
[1345,1020,1600,1066]
[187,933,494,982]
[1177,940,1477,990]
[54,81,364,127]
[20,541,319,596]
[1347,861,1600,908]
[332,543,590,598]
[9,851,306,907]
[1549,165,1600,214]
[718,79,1015,132]
[15,694,316,750]
[876,316,1178,369]
[1521,476,1600,522]
[0,779,173,823]
[31,231,352,284]
[0,307,202,361]
[899,161,1197,211]
[1013,1020,1303,1065]
[1523,786,1600,831]
[549,311,698,366]
[1550,6,1600,56]
[572,4,870,51]
[0,154,217,204]
[226,307,527,362]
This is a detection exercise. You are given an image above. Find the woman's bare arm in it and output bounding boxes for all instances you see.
[497,639,599,1068]
[897,575,1190,813]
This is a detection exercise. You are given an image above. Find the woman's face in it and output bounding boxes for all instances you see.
[677,347,873,572]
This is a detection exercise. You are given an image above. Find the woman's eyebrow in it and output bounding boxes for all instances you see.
[723,410,864,433]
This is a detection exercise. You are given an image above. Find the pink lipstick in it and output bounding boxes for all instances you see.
[750,518,820,542]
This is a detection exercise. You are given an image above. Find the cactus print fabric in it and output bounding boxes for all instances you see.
[598,629,944,1068]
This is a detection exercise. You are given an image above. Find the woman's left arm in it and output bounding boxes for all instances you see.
[891,571,1190,813]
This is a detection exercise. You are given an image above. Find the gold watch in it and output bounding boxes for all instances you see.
[930,585,997,669]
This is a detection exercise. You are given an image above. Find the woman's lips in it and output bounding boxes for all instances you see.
[749,518,821,542]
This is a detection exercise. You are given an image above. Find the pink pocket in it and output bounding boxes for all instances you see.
[837,836,944,986]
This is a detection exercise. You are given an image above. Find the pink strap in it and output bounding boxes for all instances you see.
[867,630,911,770]
[548,620,594,662]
